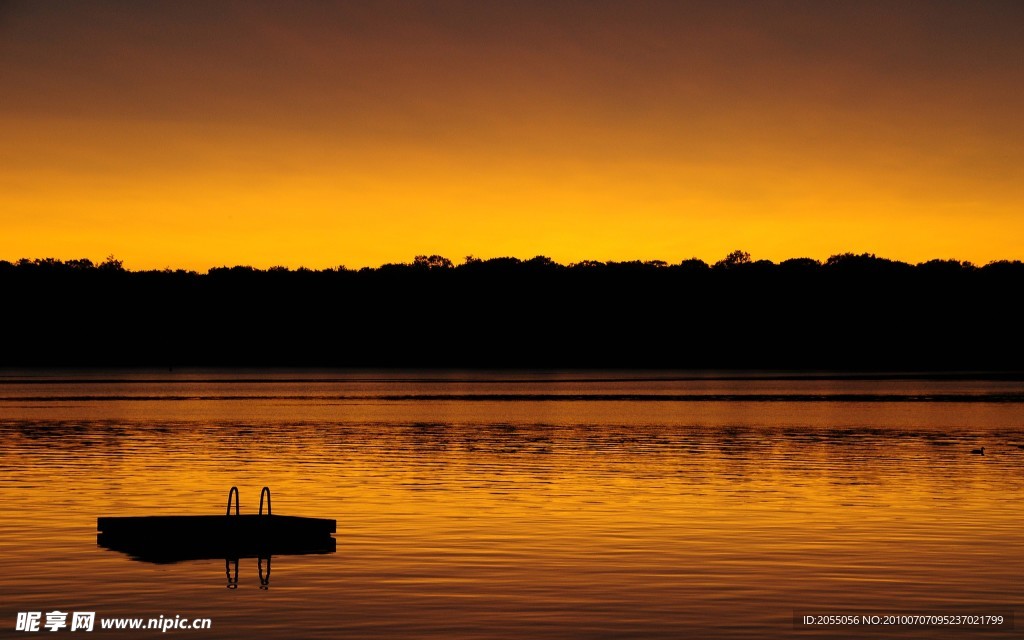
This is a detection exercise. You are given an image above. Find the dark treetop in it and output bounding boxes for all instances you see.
[2,252,1021,370]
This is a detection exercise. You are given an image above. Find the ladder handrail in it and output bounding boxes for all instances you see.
[259,487,272,516]
[226,486,240,516]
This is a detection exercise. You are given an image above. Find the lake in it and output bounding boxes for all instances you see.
[1,370,1021,638]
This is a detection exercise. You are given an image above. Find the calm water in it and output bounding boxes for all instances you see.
[1,370,1022,639]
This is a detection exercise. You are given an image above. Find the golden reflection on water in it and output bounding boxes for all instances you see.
[0,372,1022,638]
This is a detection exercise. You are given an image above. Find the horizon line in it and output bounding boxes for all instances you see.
[3,251,1023,275]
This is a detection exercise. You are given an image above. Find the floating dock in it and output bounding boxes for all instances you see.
[97,487,336,563]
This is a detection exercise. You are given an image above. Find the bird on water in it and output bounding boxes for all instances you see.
[971,446,985,455]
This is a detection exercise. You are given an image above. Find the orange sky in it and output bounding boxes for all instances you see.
[2,1,1022,270]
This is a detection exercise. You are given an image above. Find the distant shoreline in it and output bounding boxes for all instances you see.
[2,369,1024,382]
[3,253,1022,370]
[3,251,1022,274]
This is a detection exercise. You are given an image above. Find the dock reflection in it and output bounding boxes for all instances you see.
[224,556,274,590]
[97,532,336,564]
[98,536,334,589]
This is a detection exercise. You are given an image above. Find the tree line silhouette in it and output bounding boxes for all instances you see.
[2,252,1021,370]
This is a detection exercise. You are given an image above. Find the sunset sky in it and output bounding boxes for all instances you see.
[2,0,1022,270]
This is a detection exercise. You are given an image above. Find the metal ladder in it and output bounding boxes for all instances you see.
[224,486,272,515]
